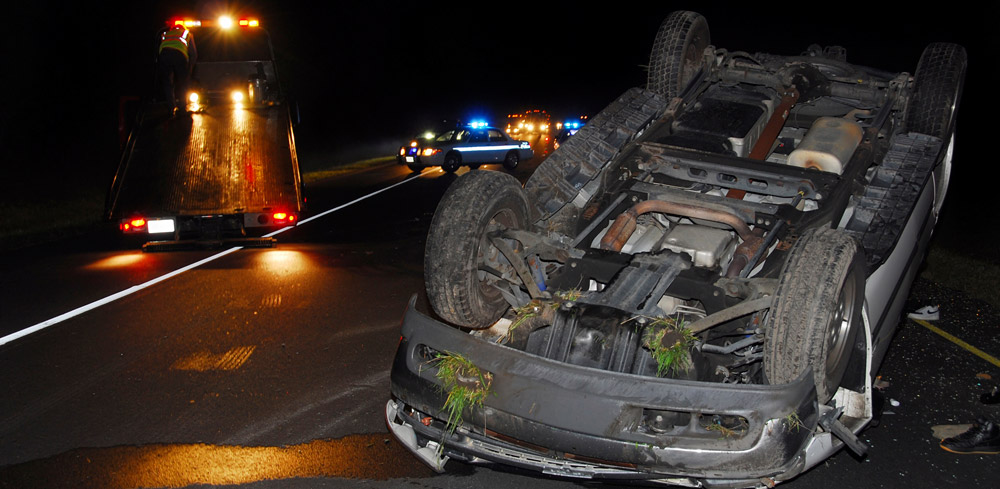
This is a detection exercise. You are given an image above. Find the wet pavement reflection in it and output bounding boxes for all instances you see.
[0,434,434,488]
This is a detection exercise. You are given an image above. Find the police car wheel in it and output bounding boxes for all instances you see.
[503,151,519,170]
[442,153,461,173]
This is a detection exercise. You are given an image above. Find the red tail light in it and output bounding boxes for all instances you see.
[121,217,147,232]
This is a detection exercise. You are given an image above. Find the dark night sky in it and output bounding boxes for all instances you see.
[2,1,993,194]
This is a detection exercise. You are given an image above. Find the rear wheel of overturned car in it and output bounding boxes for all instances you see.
[425,170,530,328]
[764,227,865,403]
[503,151,519,170]
[647,10,711,99]
[908,42,966,217]
[441,152,461,173]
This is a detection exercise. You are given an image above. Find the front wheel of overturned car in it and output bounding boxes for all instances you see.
[425,170,530,328]
[764,227,865,403]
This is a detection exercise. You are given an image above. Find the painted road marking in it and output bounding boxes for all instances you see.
[0,169,436,347]
[911,318,1000,368]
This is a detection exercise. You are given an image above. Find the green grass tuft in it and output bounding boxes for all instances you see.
[643,317,696,377]
[434,352,493,434]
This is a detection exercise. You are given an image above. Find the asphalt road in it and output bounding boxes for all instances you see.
[1,134,997,488]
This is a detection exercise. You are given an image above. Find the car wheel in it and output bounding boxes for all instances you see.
[441,152,461,173]
[503,151,519,170]
[764,227,865,403]
[908,43,966,216]
[406,163,422,173]
[647,11,711,99]
[908,43,966,140]
[425,171,530,328]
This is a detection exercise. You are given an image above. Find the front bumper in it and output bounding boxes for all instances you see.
[387,297,825,486]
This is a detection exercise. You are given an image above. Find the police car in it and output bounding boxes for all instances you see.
[398,124,533,173]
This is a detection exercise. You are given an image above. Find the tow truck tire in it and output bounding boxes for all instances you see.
[503,151,520,170]
[647,11,711,99]
[764,227,865,403]
[425,170,530,328]
[442,152,461,173]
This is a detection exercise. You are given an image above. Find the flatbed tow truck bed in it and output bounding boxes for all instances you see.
[106,18,303,250]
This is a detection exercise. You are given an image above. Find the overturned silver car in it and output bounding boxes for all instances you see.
[387,11,965,488]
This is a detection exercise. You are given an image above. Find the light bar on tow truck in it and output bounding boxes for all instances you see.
[171,16,261,29]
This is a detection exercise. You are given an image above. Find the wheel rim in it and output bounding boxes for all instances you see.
[825,275,857,382]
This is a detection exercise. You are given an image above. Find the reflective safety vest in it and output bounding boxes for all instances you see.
[159,27,191,60]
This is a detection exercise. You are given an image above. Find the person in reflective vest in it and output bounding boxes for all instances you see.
[156,24,198,111]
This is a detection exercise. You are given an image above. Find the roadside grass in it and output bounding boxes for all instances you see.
[301,156,396,185]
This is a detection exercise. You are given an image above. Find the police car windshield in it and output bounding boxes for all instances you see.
[194,27,272,62]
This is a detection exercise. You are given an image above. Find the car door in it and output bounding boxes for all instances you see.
[460,129,489,163]
[487,129,510,162]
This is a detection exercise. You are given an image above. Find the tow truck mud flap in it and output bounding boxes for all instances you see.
[385,399,449,472]
[142,236,276,252]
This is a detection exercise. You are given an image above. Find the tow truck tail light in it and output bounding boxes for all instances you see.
[121,218,146,233]
[272,212,296,223]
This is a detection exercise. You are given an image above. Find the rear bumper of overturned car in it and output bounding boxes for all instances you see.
[387,298,835,487]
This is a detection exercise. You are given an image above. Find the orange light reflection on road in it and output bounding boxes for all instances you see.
[85,253,146,270]
[255,249,309,276]
[0,435,433,488]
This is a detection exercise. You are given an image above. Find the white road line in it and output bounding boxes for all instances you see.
[0,169,434,347]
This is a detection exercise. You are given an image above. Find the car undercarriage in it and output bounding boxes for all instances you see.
[387,10,965,487]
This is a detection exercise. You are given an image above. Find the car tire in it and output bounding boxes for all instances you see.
[908,43,966,140]
[406,163,422,173]
[425,171,530,328]
[764,227,865,403]
[503,151,519,170]
[908,43,966,217]
[442,152,461,173]
[647,11,711,99]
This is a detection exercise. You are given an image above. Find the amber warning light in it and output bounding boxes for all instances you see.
[172,17,260,28]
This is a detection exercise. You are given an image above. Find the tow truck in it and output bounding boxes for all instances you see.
[106,15,304,251]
